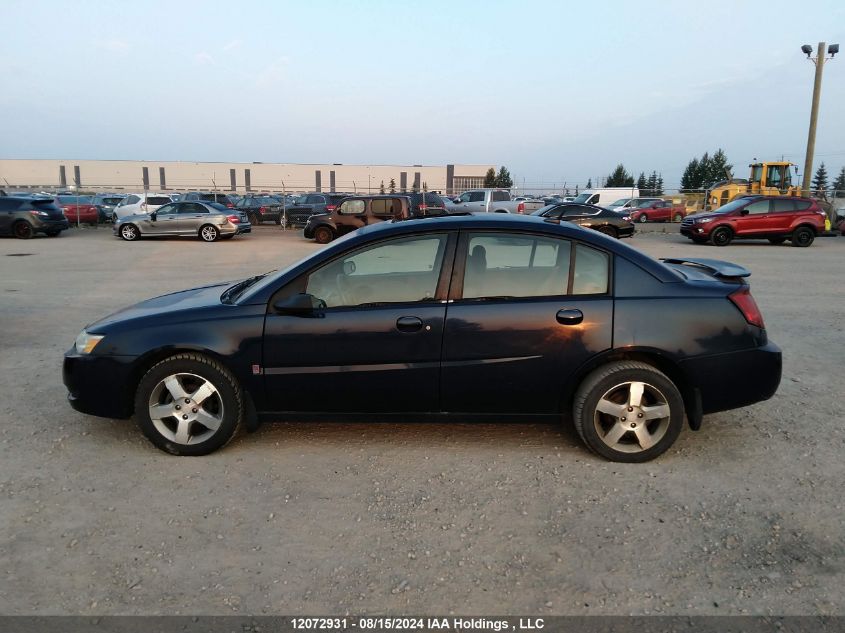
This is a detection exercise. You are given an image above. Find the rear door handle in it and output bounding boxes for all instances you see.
[396,316,424,332]
[556,309,583,325]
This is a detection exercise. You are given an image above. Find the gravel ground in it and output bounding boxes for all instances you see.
[0,224,843,616]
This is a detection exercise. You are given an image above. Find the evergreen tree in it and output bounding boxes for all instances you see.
[586,178,592,189]
[483,168,497,187]
[646,172,658,197]
[605,164,634,187]
[636,172,647,193]
[680,158,700,191]
[388,178,396,194]
[656,174,664,196]
[379,180,385,194]
[495,166,513,188]
[831,166,845,198]
[812,162,829,197]
[705,149,732,187]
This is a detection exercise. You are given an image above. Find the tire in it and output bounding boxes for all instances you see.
[120,223,139,241]
[134,353,243,456]
[199,224,220,242]
[248,212,260,225]
[791,226,814,248]
[13,221,34,239]
[638,214,648,223]
[768,237,786,245]
[673,213,683,222]
[596,225,618,239]
[314,226,334,244]
[572,361,685,463]
[710,226,733,246]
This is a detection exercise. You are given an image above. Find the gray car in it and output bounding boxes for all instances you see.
[113,201,250,242]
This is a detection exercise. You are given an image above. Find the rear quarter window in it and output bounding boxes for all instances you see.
[146,196,172,205]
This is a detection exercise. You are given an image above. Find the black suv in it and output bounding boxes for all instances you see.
[285,193,350,226]
[182,192,235,208]
[407,192,447,216]
[0,195,70,238]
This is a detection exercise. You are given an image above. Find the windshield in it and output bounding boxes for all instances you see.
[572,193,591,204]
[710,198,752,214]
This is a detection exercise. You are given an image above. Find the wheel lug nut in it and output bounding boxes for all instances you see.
[185,398,191,404]
[628,407,633,412]
[621,417,626,422]
[182,415,188,420]
[638,413,643,418]
[192,408,198,413]
[175,405,181,410]
[630,423,636,428]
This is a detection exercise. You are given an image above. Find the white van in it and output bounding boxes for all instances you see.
[572,188,639,207]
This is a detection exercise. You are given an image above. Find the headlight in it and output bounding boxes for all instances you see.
[75,330,104,354]
[697,218,713,224]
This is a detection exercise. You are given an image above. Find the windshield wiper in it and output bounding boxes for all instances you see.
[221,271,273,303]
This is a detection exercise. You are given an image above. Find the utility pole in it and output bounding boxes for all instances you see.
[801,42,838,195]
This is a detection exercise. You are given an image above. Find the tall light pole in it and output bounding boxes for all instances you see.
[801,42,839,195]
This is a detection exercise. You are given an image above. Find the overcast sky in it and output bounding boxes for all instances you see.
[1,0,843,189]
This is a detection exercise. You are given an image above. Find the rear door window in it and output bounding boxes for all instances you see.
[771,200,797,213]
[491,191,510,202]
[146,196,172,206]
[371,198,400,217]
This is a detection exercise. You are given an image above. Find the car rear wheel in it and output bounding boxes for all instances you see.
[768,237,786,245]
[596,225,618,238]
[200,224,220,242]
[711,226,733,246]
[572,361,684,463]
[791,227,814,247]
[120,224,139,241]
[314,226,334,244]
[638,215,648,223]
[134,353,243,456]
[248,212,260,225]
[13,221,34,239]
[673,213,683,222]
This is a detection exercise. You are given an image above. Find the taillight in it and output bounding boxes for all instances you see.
[729,286,764,329]
[259,206,266,214]
[227,214,240,224]
[326,205,336,212]
[227,203,234,208]
[517,202,525,214]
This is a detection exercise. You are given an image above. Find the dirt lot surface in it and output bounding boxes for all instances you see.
[1,224,843,616]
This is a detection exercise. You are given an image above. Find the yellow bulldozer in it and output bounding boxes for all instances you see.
[706,161,801,210]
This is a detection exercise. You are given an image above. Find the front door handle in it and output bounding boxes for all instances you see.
[556,309,583,325]
[396,316,424,332]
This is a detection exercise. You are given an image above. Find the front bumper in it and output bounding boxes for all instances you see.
[63,350,137,419]
[679,341,782,415]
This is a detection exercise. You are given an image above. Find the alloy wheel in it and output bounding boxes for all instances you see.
[147,373,224,446]
[593,381,671,454]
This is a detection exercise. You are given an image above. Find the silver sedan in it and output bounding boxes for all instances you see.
[113,201,250,242]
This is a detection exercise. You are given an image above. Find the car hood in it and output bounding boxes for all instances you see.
[88,281,235,331]
[689,211,726,221]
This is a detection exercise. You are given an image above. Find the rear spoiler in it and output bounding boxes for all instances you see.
[660,257,750,279]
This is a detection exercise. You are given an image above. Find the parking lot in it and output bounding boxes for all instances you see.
[1,224,843,615]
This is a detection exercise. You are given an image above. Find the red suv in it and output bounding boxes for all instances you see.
[680,196,826,247]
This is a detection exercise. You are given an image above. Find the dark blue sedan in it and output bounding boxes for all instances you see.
[63,214,781,461]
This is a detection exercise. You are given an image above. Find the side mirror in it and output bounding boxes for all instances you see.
[273,293,326,316]
[149,212,157,221]
[740,209,749,216]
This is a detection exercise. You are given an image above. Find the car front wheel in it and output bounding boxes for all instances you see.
[314,226,334,244]
[637,215,648,223]
[710,226,733,246]
[572,361,685,462]
[134,353,243,456]
[120,224,139,241]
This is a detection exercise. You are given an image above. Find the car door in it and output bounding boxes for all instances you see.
[441,231,613,414]
[177,202,212,234]
[561,204,597,228]
[0,198,20,234]
[769,199,798,232]
[262,232,456,413]
[733,199,772,236]
[144,202,181,234]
